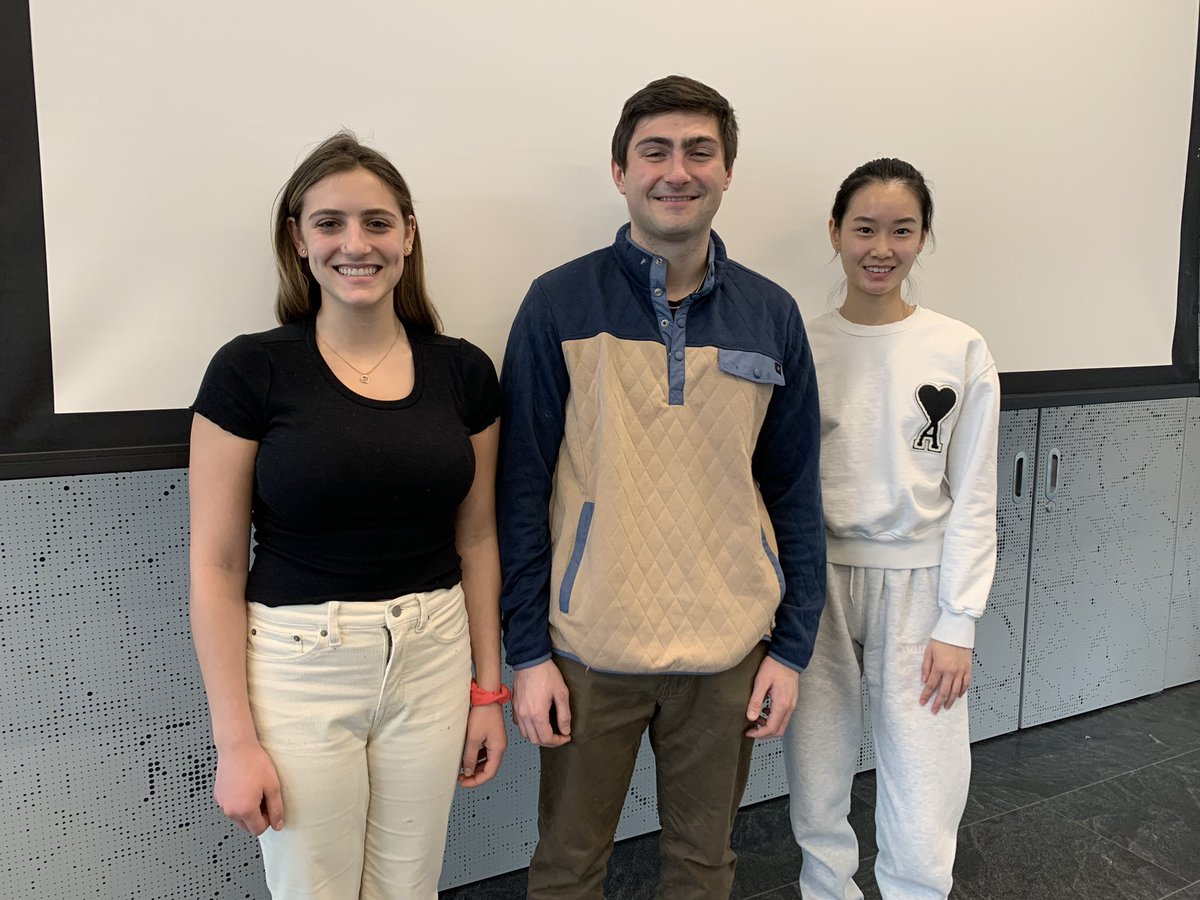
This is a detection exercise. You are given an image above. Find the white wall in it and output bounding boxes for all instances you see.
[29,0,1196,412]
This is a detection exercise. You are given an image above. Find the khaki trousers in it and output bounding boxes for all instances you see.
[247,586,472,899]
[527,643,768,900]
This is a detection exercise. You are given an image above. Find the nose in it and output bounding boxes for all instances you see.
[665,151,691,186]
[341,222,370,256]
[870,235,892,258]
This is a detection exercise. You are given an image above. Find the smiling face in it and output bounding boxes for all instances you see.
[612,111,732,252]
[831,180,927,313]
[288,167,415,315]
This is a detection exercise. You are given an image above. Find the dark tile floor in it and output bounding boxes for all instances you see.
[442,681,1200,899]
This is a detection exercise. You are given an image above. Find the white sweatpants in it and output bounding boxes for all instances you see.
[783,565,970,900]
[246,585,472,899]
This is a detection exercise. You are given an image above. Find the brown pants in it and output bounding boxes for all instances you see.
[526,643,768,900]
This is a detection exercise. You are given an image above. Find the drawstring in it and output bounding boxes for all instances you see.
[848,567,861,607]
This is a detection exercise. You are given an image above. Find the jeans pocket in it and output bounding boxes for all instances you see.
[246,617,325,662]
[423,592,469,645]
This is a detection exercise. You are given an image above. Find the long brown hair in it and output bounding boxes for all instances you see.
[272,131,441,332]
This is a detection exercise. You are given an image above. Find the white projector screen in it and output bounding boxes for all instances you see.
[29,0,1196,414]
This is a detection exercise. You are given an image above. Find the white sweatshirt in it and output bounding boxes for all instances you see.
[808,306,1001,648]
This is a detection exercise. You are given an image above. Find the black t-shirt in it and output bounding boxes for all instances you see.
[192,319,501,606]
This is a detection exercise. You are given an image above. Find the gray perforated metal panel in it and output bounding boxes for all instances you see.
[969,408,1037,741]
[1022,400,1186,727]
[0,407,1046,893]
[1166,396,1200,688]
[0,471,268,899]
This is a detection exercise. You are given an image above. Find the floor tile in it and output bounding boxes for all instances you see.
[950,803,1187,900]
[729,797,800,898]
[854,854,882,899]
[742,883,801,900]
[962,712,1168,821]
[1046,749,1200,882]
[850,769,877,807]
[440,868,526,899]
[603,829,659,899]
[729,789,878,899]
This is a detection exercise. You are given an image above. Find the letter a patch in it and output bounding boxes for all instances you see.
[912,384,958,453]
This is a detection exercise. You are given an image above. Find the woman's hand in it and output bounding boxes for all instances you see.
[214,740,284,835]
[920,639,972,714]
[458,703,508,788]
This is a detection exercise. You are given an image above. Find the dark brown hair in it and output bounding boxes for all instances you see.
[272,131,441,332]
[611,75,738,171]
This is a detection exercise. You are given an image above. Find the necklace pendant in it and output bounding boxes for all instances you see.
[360,374,370,384]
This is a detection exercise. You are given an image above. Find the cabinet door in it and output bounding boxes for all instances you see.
[969,408,1038,741]
[1021,399,1186,727]
[1166,396,1200,688]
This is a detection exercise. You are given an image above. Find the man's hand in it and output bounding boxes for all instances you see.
[745,655,799,739]
[920,639,972,714]
[512,660,572,748]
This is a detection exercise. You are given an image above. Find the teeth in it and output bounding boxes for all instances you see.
[337,266,379,276]
[865,266,892,273]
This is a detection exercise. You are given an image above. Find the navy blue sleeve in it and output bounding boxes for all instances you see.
[497,282,571,669]
[752,300,826,670]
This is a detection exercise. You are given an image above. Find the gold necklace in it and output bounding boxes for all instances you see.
[317,321,403,384]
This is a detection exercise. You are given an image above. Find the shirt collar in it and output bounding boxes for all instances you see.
[611,223,725,298]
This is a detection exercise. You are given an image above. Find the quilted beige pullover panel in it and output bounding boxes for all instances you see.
[550,333,784,673]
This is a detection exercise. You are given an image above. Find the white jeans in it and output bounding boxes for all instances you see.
[246,585,472,899]
[784,565,970,900]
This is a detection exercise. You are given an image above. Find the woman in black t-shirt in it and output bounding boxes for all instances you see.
[189,132,507,899]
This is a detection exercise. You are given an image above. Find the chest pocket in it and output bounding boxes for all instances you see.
[718,349,785,386]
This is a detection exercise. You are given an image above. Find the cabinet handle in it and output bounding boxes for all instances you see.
[1045,448,1062,500]
[1012,451,1028,501]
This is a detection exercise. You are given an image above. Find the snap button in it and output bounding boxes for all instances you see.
[653,288,663,296]
[660,318,670,328]
[654,257,664,266]
[292,635,301,642]
[390,607,402,617]
[674,350,684,360]
[249,628,256,635]
[320,629,328,637]
[676,317,685,326]
[753,368,762,378]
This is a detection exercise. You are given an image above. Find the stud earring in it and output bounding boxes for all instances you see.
[299,248,307,257]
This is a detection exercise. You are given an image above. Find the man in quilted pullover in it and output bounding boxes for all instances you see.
[498,75,826,899]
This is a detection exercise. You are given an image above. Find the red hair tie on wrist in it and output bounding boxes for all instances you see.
[470,679,512,707]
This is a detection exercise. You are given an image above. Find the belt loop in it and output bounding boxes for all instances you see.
[326,601,342,647]
[414,594,429,633]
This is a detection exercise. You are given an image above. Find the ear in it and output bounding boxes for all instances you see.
[405,214,417,246]
[722,162,734,192]
[828,218,840,252]
[611,159,627,195]
[287,217,305,256]
[917,230,927,255]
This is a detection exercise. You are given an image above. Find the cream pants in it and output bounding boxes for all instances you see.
[246,585,471,899]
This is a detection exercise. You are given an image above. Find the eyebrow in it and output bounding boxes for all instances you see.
[851,215,919,225]
[634,135,720,152]
[307,208,399,220]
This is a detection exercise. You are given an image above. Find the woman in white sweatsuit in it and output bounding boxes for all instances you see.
[784,158,1000,900]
